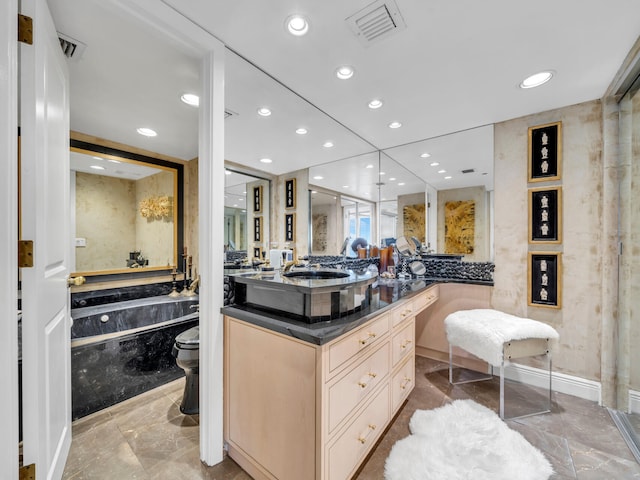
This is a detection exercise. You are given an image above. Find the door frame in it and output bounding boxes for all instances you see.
[111,0,226,465]
[0,0,19,477]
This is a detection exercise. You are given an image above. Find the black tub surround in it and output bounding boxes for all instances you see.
[71,281,175,308]
[70,294,198,420]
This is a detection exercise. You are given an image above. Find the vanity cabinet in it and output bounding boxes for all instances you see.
[223,284,439,480]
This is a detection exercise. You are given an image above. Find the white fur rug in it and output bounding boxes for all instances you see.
[385,400,553,480]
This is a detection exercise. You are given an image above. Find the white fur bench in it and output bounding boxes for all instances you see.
[445,309,559,419]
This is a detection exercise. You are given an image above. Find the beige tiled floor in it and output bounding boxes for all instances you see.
[63,357,640,479]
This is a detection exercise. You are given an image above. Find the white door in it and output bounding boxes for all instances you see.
[20,0,72,477]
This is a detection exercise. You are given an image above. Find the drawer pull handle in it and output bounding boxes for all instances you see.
[401,377,412,390]
[358,424,377,444]
[401,309,412,317]
[400,340,413,349]
[359,332,377,345]
[358,372,377,389]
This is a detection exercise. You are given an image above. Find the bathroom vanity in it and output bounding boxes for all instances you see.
[222,278,440,480]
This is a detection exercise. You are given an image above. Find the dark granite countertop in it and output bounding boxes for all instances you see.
[221,277,439,345]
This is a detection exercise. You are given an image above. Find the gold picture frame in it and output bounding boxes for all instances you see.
[528,121,562,183]
[528,252,562,309]
[529,186,562,244]
[285,178,296,209]
[285,213,295,242]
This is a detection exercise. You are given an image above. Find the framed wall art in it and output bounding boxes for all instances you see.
[253,185,263,214]
[253,246,263,260]
[253,216,262,242]
[285,178,296,209]
[285,213,295,242]
[528,252,562,308]
[529,186,562,244]
[528,121,562,182]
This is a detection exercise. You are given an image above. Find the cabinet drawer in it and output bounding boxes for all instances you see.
[328,384,390,480]
[391,355,415,413]
[328,313,389,374]
[413,285,439,313]
[391,301,415,328]
[392,319,414,367]
[328,342,390,433]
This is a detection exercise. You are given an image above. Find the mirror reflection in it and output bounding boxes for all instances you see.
[224,169,270,256]
[71,147,179,274]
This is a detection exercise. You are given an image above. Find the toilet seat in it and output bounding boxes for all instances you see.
[175,326,199,350]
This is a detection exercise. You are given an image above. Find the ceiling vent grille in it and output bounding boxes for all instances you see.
[225,109,237,119]
[461,168,476,174]
[57,32,87,61]
[346,0,407,46]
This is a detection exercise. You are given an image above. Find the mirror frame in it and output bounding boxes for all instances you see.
[70,139,184,277]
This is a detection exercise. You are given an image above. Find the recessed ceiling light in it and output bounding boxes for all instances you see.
[296,127,308,135]
[137,127,157,137]
[438,169,446,174]
[389,177,396,181]
[519,71,554,89]
[380,171,386,175]
[92,156,102,161]
[90,165,105,170]
[388,121,402,129]
[108,159,120,164]
[444,176,452,179]
[420,152,431,158]
[336,65,354,80]
[323,141,334,148]
[238,198,244,202]
[366,164,373,169]
[233,204,238,207]
[430,162,440,167]
[313,175,323,180]
[257,107,272,117]
[368,99,383,109]
[260,158,272,164]
[342,185,349,188]
[311,190,317,194]
[398,182,405,186]
[181,93,199,107]
[285,14,310,36]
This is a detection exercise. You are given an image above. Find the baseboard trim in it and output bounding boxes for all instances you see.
[490,363,602,405]
[629,390,640,414]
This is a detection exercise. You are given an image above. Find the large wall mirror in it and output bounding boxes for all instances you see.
[70,142,183,276]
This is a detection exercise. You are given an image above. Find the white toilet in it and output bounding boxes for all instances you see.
[172,326,199,414]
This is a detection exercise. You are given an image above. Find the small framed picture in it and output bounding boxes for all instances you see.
[528,252,562,308]
[528,121,562,182]
[253,217,262,242]
[253,246,263,260]
[285,213,295,242]
[529,186,562,244]
[253,185,263,214]
[285,178,296,209]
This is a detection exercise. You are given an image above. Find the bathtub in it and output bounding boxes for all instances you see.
[70,295,199,420]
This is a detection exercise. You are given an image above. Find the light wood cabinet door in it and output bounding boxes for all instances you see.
[392,319,415,367]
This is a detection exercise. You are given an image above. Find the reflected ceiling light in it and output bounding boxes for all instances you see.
[323,141,334,148]
[257,107,272,116]
[430,161,440,167]
[398,182,405,186]
[136,127,157,137]
[92,156,102,161]
[260,158,273,163]
[342,185,349,188]
[233,204,238,207]
[519,71,554,89]
[296,127,308,135]
[90,165,105,170]
[238,198,244,202]
[366,164,373,169]
[286,14,310,36]
[389,177,396,181]
[420,152,431,158]
[444,176,452,179]
[225,170,232,175]
[438,169,446,174]
[313,175,323,180]
[311,190,317,194]
[380,171,386,175]
[181,93,199,107]
[388,121,402,129]
[108,159,121,164]
[336,65,354,80]
[368,99,383,109]
[241,210,246,213]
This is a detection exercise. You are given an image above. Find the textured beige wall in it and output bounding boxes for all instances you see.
[437,186,489,261]
[75,172,137,271]
[135,170,175,268]
[184,158,199,273]
[493,100,605,382]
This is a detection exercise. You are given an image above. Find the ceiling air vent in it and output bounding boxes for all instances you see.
[225,109,237,119]
[57,32,87,61]
[346,0,407,47]
[461,168,476,174]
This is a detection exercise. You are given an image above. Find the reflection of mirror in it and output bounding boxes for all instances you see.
[224,169,270,256]
[70,145,182,275]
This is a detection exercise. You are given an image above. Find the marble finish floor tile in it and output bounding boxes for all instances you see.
[63,358,640,479]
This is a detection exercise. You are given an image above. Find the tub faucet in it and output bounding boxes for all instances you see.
[182,275,200,297]
[282,259,298,273]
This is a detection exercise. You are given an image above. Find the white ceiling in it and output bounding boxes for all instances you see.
[49,0,640,195]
